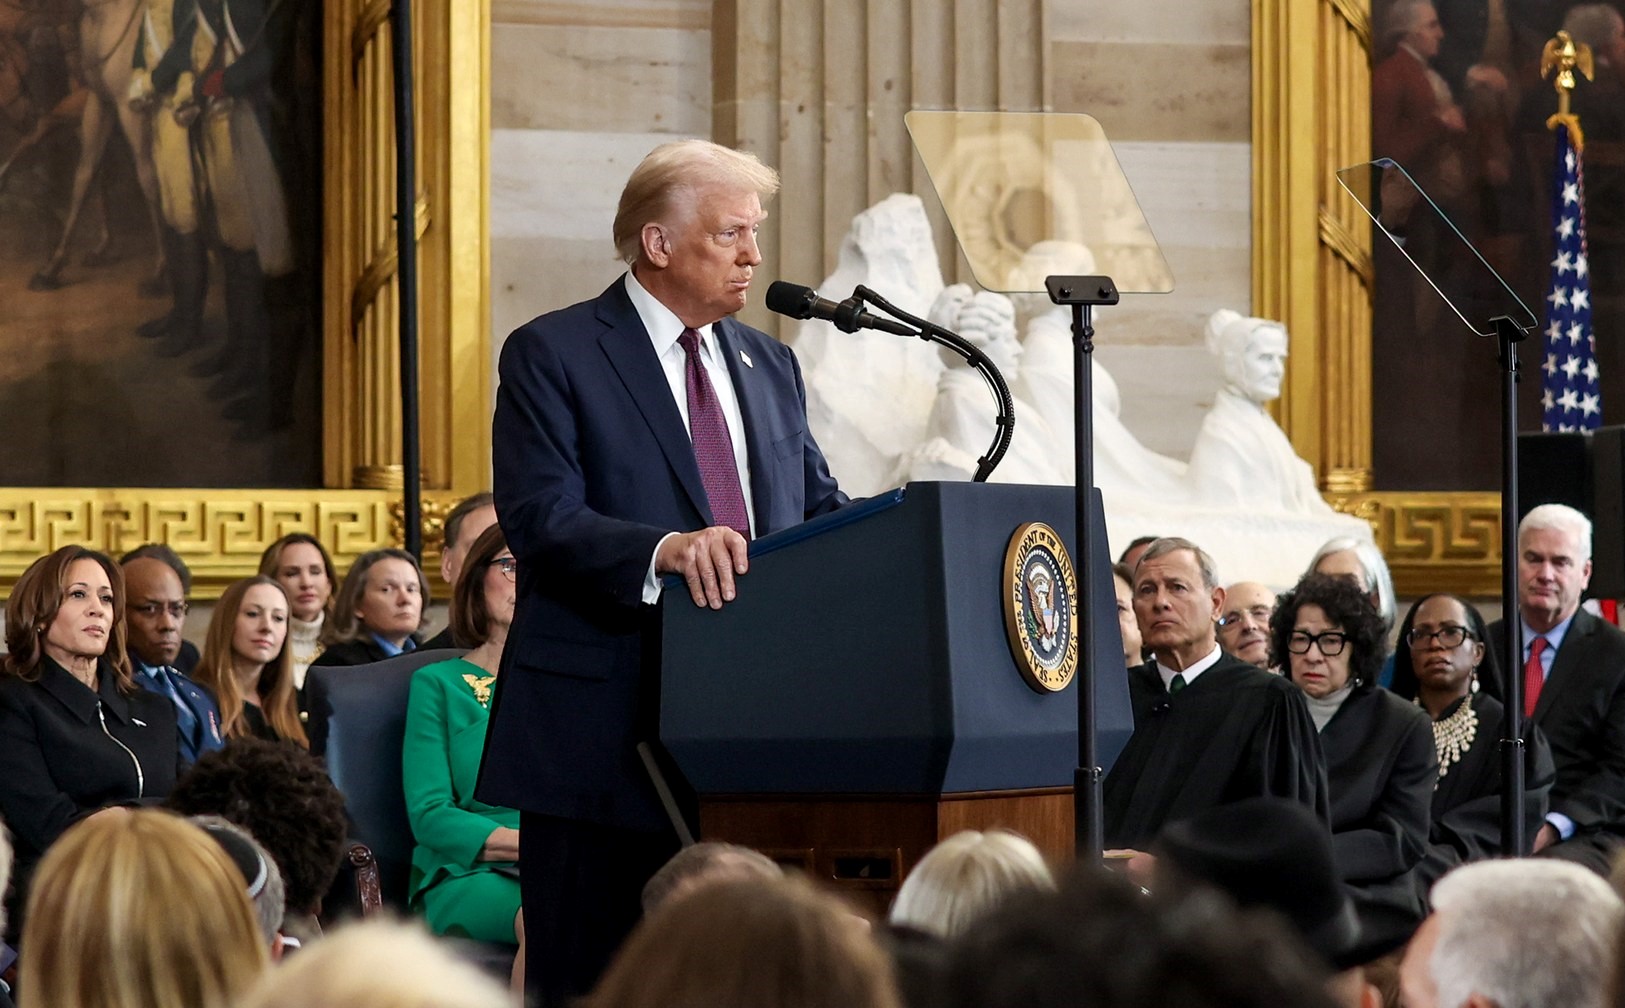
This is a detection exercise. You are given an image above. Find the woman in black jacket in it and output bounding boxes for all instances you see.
[0,545,179,939]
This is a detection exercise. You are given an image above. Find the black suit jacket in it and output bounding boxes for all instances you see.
[1488,610,1625,834]
[0,658,179,935]
[477,276,846,830]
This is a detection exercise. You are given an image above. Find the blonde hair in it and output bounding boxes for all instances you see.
[889,830,1056,939]
[193,576,308,747]
[235,917,511,1008]
[587,875,901,1008]
[612,139,780,263]
[21,808,268,1008]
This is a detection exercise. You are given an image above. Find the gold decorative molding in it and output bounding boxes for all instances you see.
[1329,492,1503,597]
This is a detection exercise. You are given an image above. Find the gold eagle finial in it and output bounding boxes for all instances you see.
[1541,30,1595,146]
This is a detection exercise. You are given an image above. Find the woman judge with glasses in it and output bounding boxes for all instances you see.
[1388,593,1554,884]
[1270,572,1436,917]
[401,523,525,989]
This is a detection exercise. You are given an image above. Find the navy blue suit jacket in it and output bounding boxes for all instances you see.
[477,276,847,830]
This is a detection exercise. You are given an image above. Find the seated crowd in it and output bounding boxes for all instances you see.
[1,496,1625,1008]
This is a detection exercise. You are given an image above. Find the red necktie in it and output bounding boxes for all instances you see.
[1524,636,1548,718]
[678,328,750,537]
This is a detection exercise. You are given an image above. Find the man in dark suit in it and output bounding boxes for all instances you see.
[478,139,847,1005]
[122,555,224,765]
[1103,538,1328,852]
[1487,503,1625,873]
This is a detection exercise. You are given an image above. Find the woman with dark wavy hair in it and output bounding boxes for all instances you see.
[0,545,180,938]
[1389,593,1554,885]
[1270,572,1435,915]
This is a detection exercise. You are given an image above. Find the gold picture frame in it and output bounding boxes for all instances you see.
[1254,0,1502,597]
[0,0,491,599]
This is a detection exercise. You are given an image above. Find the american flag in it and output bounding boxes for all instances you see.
[1541,123,1599,432]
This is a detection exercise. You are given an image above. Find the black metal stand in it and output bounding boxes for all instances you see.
[1495,314,1529,855]
[391,0,422,559]
[1047,275,1120,862]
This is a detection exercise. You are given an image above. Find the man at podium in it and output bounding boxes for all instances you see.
[479,139,847,1005]
[1103,538,1329,850]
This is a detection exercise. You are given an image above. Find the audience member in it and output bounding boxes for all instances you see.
[422,492,498,649]
[1486,504,1625,872]
[585,875,902,1008]
[1218,580,1277,669]
[258,533,340,688]
[167,737,349,945]
[1103,538,1327,850]
[190,577,307,747]
[189,814,288,956]
[1111,563,1143,666]
[20,808,267,1008]
[118,543,201,672]
[1400,859,1621,1008]
[641,841,781,913]
[943,867,1340,1008]
[889,829,1054,941]
[0,819,12,1008]
[122,553,226,764]
[1119,535,1158,571]
[403,525,522,972]
[0,546,180,939]
[314,548,428,666]
[235,918,511,1008]
[1272,573,1434,920]
[1309,537,1398,634]
[1388,593,1554,883]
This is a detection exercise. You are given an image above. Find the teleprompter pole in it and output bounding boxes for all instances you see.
[1047,275,1120,862]
[391,0,423,559]
[1496,315,1528,855]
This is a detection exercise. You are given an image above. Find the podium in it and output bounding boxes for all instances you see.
[661,481,1133,910]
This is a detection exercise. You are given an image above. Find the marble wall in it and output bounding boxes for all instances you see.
[488,0,1253,460]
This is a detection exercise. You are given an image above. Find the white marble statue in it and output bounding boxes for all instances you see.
[1186,309,1338,516]
[794,194,946,495]
[891,284,1065,485]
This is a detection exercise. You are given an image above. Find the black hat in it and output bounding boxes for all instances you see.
[1154,797,1360,969]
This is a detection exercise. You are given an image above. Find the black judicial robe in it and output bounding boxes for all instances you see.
[1103,653,1330,850]
[1415,692,1555,888]
[1321,686,1436,884]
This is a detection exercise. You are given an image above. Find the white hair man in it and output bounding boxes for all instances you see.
[1399,859,1622,1008]
[1487,503,1625,871]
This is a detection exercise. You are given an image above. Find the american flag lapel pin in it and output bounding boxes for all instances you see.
[740,349,753,369]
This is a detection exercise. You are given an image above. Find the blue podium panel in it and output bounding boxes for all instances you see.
[660,482,1133,796]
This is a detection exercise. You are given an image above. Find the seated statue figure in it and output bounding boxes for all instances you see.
[1186,309,1337,516]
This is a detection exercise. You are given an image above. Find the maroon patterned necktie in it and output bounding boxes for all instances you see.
[678,327,750,537]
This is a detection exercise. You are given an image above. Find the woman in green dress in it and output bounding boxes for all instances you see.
[402,522,522,966]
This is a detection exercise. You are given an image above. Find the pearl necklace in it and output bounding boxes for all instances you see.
[1418,696,1477,786]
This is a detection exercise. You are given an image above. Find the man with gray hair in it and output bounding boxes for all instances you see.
[1488,503,1625,872]
[1102,538,1328,851]
[1399,858,1622,1008]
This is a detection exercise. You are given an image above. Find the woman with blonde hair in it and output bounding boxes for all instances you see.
[586,874,901,1008]
[258,533,339,686]
[20,807,267,1008]
[191,576,307,747]
[889,829,1055,940]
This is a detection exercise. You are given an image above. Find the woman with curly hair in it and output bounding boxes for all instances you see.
[1270,572,1435,914]
[190,576,308,748]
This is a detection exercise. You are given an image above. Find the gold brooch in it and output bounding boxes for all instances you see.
[462,673,496,707]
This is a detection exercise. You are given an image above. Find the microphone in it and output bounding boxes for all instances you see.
[765,281,916,337]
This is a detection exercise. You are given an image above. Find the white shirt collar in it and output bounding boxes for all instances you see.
[1155,642,1224,691]
[625,271,718,361]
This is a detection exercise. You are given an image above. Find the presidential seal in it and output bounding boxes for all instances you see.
[1002,522,1079,693]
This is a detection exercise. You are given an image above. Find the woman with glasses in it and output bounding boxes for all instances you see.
[401,523,524,987]
[1389,593,1554,883]
[1270,572,1435,917]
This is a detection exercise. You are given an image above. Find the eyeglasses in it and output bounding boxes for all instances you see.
[1286,630,1349,656]
[1218,606,1272,628]
[130,601,189,619]
[1406,625,1473,649]
[489,556,517,580]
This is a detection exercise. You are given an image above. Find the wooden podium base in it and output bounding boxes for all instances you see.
[698,787,1075,915]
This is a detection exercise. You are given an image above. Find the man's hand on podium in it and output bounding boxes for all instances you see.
[658,526,750,609]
